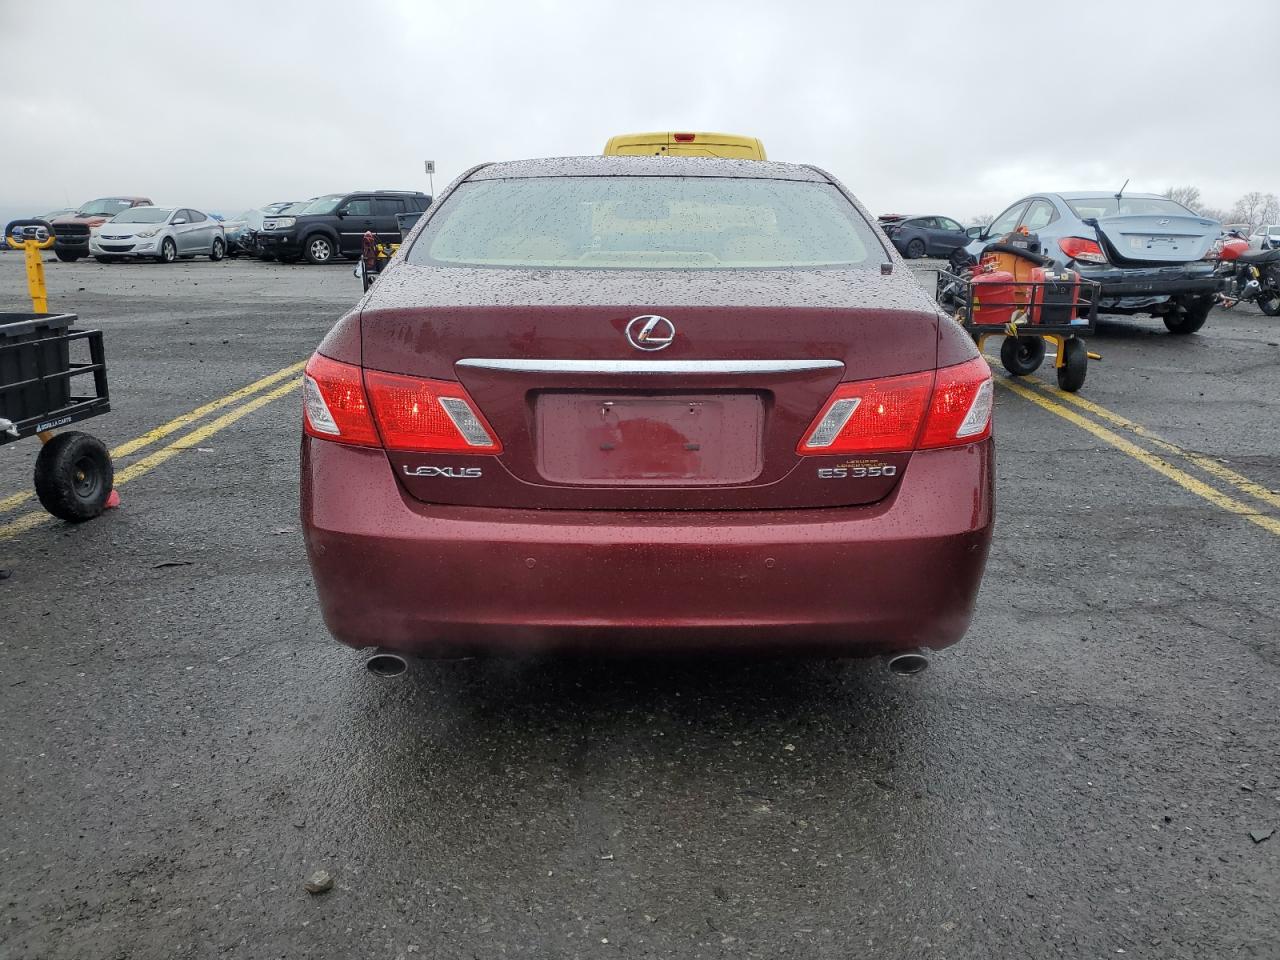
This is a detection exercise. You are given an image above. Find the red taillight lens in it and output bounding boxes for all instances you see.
[797,371,933,454]
[1057,236,1107,264]
[303,353,379,447]
[918,356,993,448]
[364,369,501,454]
[672,132,696,142]
[303,354,501,454]
[798,358,993,455]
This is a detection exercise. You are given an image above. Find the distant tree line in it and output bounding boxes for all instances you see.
[1162,185,1278,233]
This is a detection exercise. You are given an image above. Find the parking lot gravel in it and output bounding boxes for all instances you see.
[1,256,1277,959]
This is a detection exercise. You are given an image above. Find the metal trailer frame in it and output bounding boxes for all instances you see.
[936,268,1103,392]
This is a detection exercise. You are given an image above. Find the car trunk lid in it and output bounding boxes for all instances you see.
[359,264,941,510]
[1090,213,1219,264]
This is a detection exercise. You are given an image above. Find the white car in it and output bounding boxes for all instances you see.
[90,206,225,263]
[1251,225,1280,251]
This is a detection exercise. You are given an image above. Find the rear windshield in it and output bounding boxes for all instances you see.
[111,207,172,224]
[1065,197,1196,219]
[408,176,883,270]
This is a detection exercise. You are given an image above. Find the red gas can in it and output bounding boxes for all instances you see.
[970,270,1024,326]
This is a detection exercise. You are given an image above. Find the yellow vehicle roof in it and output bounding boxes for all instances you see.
[603,132,767,161]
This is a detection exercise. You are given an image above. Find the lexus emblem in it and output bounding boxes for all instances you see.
[625,315,676,351]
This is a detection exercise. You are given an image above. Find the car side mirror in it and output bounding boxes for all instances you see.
[336,210,347,218]
[172,218,187,225]
[966,226,985,239]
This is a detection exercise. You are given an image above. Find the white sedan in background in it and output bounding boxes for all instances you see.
[1251,224,1280,250]
[90,206,225,263]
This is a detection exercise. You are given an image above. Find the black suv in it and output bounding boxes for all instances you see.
[256,191,431,264]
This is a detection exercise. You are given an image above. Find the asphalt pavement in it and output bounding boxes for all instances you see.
[1,255,1277,959]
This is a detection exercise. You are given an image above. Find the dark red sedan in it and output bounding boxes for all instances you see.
[301,156,993,669]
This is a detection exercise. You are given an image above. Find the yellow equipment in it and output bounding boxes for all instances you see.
[5,220,55,312]
[604,131,767,160]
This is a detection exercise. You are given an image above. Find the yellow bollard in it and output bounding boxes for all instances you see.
[6,222,55,313]
[6,222,59,445]
[24,241,49,313]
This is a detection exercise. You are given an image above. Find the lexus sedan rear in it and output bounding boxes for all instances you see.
[301,156,994,659]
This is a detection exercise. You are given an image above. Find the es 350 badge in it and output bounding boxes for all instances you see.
[817,459,897,479]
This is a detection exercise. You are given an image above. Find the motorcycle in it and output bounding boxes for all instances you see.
[1215,229,1280,316]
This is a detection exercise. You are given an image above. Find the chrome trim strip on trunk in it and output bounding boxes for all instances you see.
[455,359,844,375]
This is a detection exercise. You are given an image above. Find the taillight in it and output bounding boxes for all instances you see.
[798,371,933,454]
[303,354,501,453]
[364,369,501,454]
[917,356,993,448]
[303,353,379,447]
[798,357,992,455]
[672,132,696,142]
[1057,236,1107,264]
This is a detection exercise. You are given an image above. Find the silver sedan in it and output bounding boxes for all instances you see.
[90,206,226,263]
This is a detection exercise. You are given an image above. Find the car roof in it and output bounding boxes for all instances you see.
[1053,191,1169,201]
[468,156,830,182]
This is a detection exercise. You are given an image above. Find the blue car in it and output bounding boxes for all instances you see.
[958,192,1222,334]
[879,214,970,259]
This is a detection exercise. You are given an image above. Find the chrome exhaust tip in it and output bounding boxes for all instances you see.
[885,650,930,676]
[366,652,408,678]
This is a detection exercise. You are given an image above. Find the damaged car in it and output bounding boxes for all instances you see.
[956,192,1222,334]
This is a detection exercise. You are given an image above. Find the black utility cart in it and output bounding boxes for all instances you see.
[3,219,115,522]
[936,238,1102,393]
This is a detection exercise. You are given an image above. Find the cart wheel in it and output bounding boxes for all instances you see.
[34,432,115,522]
[1056,338,1088,392]
[999,336,1046,376]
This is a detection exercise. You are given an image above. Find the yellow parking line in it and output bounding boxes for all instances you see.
[1020,380,1280,512]
[0,489,31,513]
[112,361,305,459]
[996,377,1280,537]
[0,361,305,516]
[0,378,299,542]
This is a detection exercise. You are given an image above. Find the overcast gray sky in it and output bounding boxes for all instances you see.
[2,0,1276,223]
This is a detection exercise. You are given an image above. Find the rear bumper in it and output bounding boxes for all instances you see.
[1078,263,1221,299]
[301,438,995,657]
